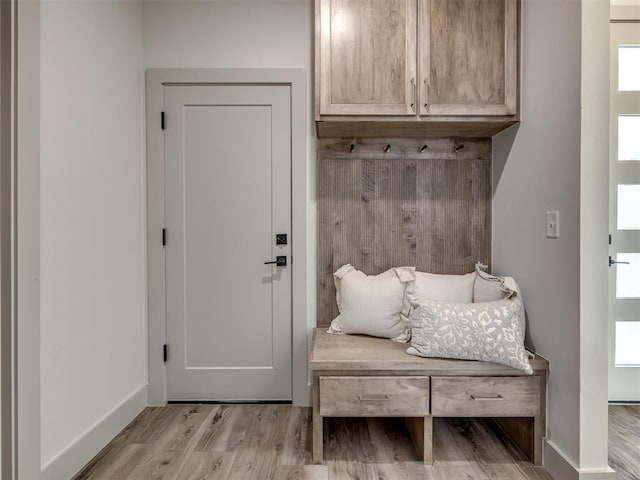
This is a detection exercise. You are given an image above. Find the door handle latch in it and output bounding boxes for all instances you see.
[264,256,287,267]
[609,256,630,267]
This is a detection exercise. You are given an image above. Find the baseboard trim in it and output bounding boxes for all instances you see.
[41,384,148,480]
[544,440,617,480]
[578,468,618,480]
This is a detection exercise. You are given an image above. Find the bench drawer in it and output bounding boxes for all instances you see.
[431,376,540,417]
[319,376,430,417]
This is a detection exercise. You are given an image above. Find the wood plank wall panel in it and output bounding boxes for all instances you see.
[317,138,492,327]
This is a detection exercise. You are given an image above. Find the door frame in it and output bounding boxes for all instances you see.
[146,69,308,406]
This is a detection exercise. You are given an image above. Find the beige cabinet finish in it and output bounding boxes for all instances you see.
[315,0,520,136]
[319,376,430,416]
[420,0,518,116]
[430,376,540,417]
[318,0,417,115]
[310,329,548,466]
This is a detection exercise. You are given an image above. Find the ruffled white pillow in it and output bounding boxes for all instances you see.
[473,262,519,302]
[406,296,532,374]
[415,271,475,303]
[328,264,415,342]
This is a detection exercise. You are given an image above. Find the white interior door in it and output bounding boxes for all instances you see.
[164,84,292,401]
[609,21,640,401]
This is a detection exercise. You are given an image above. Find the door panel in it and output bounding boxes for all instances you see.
[419,0,518,116]
[319,0,417,115]
[164,85,292,401]
[609,22,640,401]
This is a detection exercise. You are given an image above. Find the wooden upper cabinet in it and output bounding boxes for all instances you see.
[315,0,521,136]
[419,0,518,116]
[317,0,417,116]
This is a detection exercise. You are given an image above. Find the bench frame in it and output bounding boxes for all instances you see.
[310,328,548,465]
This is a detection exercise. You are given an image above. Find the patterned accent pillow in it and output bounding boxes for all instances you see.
[406,297,532,374]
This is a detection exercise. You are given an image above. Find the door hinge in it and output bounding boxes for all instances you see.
[609,234,612,245]
[162,228,166,246]
[163,344,168,362]
[161,111,166,130]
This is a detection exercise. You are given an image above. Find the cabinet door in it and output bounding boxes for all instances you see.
[419,0,518,116]
[318,0,417,116]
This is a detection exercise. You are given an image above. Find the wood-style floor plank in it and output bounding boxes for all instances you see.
[275,465,329,480]
[125,405,214,480]
[228,405,291,479]
[80,444,147,480]
[74,405,557,480]
[195,404,252,453]
[171,451,236,480]
[609,404,640,480]
[281,407,313,466]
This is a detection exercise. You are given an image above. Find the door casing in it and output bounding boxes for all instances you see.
[145,69,309,406]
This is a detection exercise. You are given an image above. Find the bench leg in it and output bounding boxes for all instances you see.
[424,416,433,465]
[405,416,433,465]
[312,415,323,464]
[533,415,543,465]
[312,374,323,464]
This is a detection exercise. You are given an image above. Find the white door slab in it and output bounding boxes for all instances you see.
[164,85,292,401]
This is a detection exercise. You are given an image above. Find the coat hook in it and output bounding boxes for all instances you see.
[419,144,428,153]
[349,144,355,153]
[384,144,391,153]
[454,144,465,153]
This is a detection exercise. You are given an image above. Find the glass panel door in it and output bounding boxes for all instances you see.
[609,21,640,401]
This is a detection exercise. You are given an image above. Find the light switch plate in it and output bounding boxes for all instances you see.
[546,211,560,238]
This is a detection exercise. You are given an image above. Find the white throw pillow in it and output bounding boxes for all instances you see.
[414,271,475,303]
[406,296,532,374]
[473,262,518,302]
[328,264,415,342]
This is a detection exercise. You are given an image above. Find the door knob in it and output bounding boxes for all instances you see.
[609,256,630,267]
[264,256,287,267]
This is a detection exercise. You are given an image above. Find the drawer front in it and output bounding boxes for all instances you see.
[319,376,429,417]
[431,376,541,417]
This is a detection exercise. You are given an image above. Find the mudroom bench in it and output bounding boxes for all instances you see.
[310,328,549,466]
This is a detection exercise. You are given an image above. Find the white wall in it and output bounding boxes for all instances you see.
[492,0,582,470]
[40,0,147,470]
[143,0,317,352]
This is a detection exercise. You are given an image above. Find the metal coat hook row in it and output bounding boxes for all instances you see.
[384,144,391,153]
[419,144,428,153]
[454,144,465,153]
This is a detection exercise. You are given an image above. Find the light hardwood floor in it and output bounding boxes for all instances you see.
[609,405,640,480]
[74,405,552,480]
